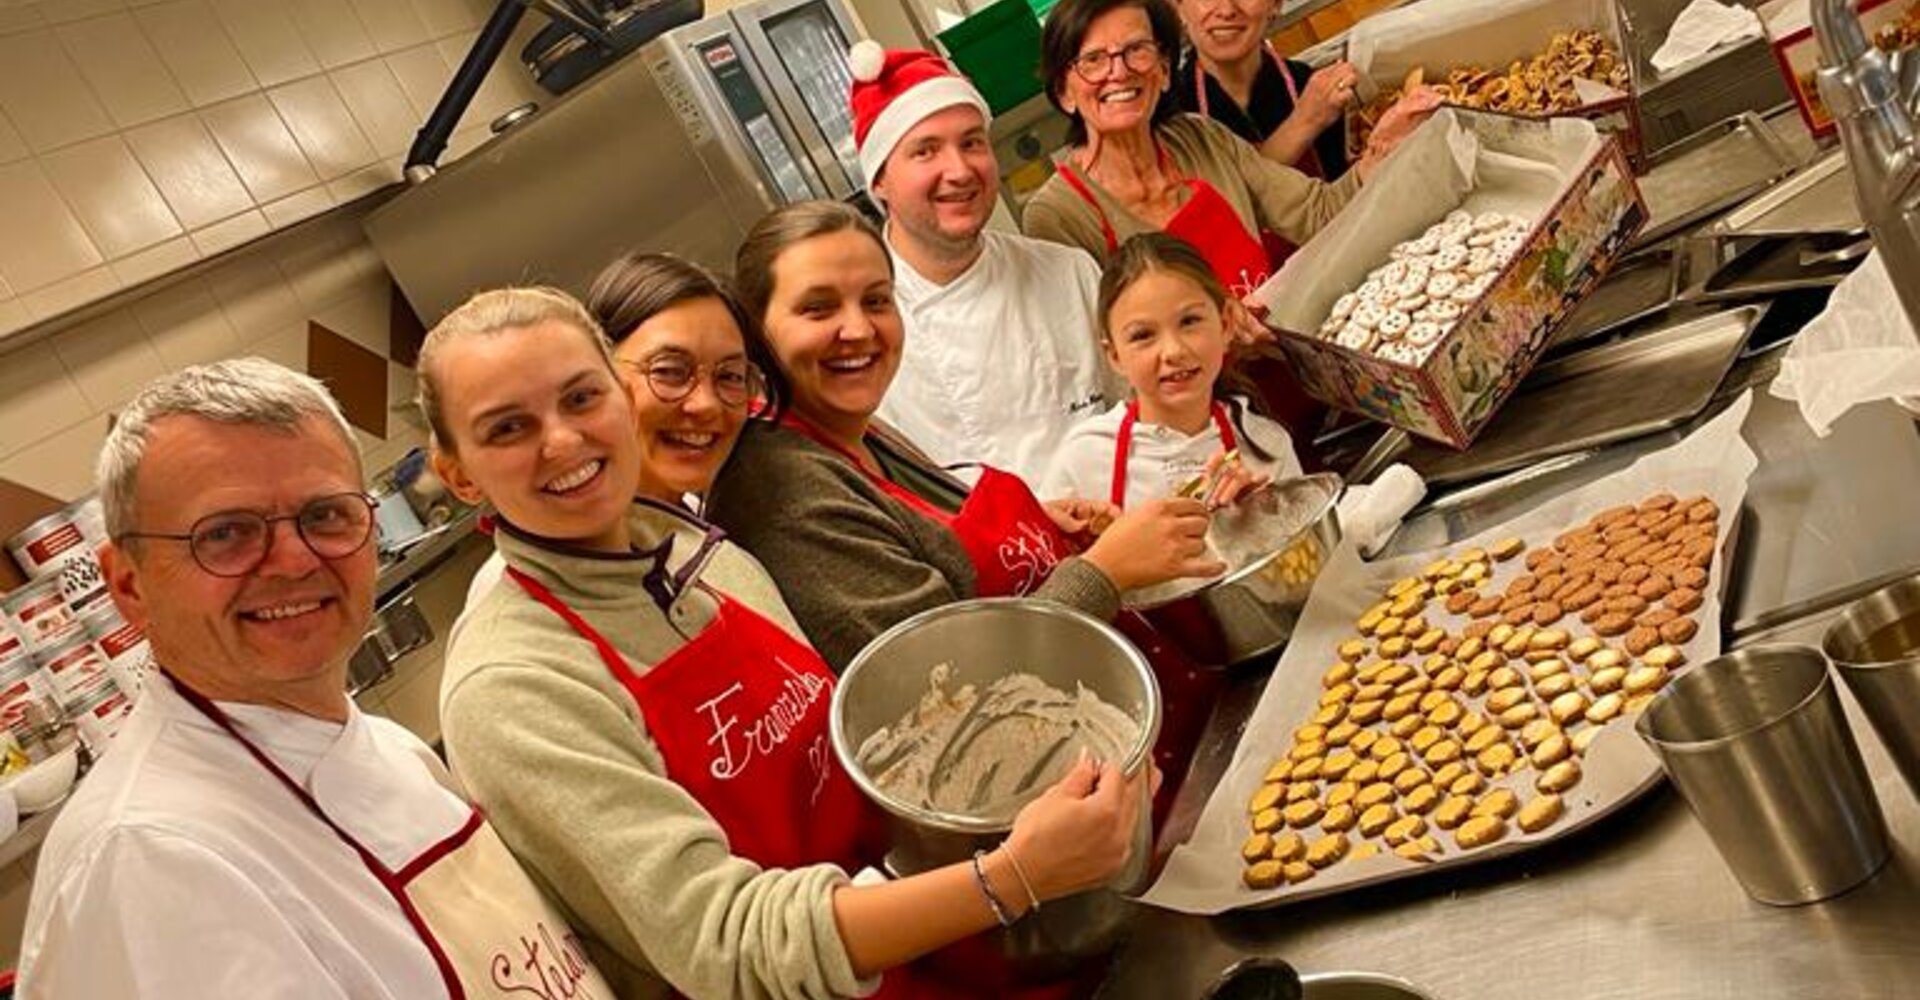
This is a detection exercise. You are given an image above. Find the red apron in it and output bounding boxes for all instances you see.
[166,673,613,1000]
[505,565,868,872]
[1108,399,1237,509]
[1194,43,1328,270]
[1056,153,1326,457]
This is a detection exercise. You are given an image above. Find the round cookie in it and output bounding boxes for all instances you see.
[1335,322,1375,351]
[1433,244,1469,272]
[1377,309,1411,340]
[1426,271,1461,298]
[1406,320,1446,346]
[1329,292,1357,322]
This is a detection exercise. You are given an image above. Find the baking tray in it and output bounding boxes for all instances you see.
[1137,398,1756,914]
[1545,241,1683,353]
[1399,304,1765,487]
[1706,151,1863,239]
[1676,230,1868,304]
[1628,113,1800,249]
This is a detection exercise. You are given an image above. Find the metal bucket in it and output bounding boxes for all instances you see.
[830,598,1161,982]
[1636,644,1888,905]
[1821,573,1920,800]
[1124,473,1343,668]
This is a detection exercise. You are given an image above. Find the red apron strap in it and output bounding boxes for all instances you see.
[162,672,470,999]
[1109,400,1140,510]
[503,566,648,689]
[1211,400,1238,451]
[1052,162,1120,255]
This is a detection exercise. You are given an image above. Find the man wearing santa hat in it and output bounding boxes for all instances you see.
[849,41,1118,489]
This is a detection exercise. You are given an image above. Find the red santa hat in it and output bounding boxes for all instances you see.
[848,41,991,184]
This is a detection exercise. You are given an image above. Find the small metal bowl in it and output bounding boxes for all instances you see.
[1822,573,1920,800]
[1124,472,1344,668]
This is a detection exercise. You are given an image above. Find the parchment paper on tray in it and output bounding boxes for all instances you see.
[1138,393,1757,914]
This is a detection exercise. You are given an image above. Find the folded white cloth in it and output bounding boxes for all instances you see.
[1336,463,1426,557]
[1652,0,1764,74]
[1771,249,1920,435]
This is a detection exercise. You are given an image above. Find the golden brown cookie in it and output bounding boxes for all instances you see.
[1636,575,1673,601]
[1660,617,1699,644]
[1517,793,1564,834]
[1593,612,1633,636]
[1666,586,1703,614]
[1445,589,1479,615]
[1624,625,1660,656]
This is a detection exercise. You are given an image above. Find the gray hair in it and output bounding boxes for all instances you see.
[97,357,361,540]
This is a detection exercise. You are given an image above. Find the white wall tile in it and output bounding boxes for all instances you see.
[251,319,310,370]
[314,285,390,355]
[0,30,116,153]
[0,110,25,165]
[110,236,201,288]
[42,135,185,259]
[200,93,320,203]
[0,6,48,37]
[189,208,270,256]
[326,159,398,203]
[350,0,428,54]
[208,252,306,342]
[43,0,132,25]
[409,0,479,38]
[136,0,257,108]
[0,298,30,338]
[268,76,376,180]
[289,0,373,69]
[277,225,382,310]
[20,267,123,322]
[52,308,170,411]
[0,160,105,293]
[124,113,255,230]
[132,278,242,369]
[0,346,91,459]
[0,415,113,501]
[57,12,188,129]
[210,0,320,88]
[330,60,418,158]
[259,185,335,228]
[383,43,450,118]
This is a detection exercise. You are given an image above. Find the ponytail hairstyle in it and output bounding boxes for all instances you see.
[1096,232,1276,463]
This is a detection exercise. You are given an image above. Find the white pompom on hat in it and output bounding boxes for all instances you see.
[848,44,992,184]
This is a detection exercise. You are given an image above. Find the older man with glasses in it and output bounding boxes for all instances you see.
[18,358,610,999]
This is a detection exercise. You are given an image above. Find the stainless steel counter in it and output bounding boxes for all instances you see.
[1098,352,1920,998]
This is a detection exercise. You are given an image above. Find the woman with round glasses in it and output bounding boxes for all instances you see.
[427,276,1144,998]
[1021,0,1435,438]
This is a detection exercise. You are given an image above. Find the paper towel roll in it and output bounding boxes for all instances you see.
[1336,463,1427,557]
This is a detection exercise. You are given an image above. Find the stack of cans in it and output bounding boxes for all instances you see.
[2,497,146,756]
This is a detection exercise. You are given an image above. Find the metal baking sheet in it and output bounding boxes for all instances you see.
[1399,304,1764,487]
[1137,397,1756,914]
[1677,231,1865,304]
[1629,113,1799,249]
[1545,241,1682,352]
[1708,151,1862,239]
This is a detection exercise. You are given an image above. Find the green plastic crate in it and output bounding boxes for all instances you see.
[939,0,1045,116]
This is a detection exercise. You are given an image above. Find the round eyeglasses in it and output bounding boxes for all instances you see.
[1072,39,1162,84]
[626,357,764,409]
[118,491,377,578]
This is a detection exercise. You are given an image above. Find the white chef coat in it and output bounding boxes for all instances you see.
[880,228,1121,489]
[1039,396,1304,505]
[20,675,487,999]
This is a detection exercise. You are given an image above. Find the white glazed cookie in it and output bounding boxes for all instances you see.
[1357,278,1388,302]
[1406,233,1441,257]
[1330,292,1358,322]
[1464,248,1498,276]
[1423,299,1464,324]
[1378,309,1412,340]
[1445,209,1473,227]
[1406,320,1446,346]
[1433,245,1469,272]
[1426,271,1461,298]
[1335,322,1375,350]
[1397,292,1429,315]
[1472,211,1510,233]
[1351,300,1387,330]
[1493,232,1527,260]
[1377,340,1431,366]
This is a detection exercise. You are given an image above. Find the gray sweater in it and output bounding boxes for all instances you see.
[440,501,868,1000]
[705,421,1121,672]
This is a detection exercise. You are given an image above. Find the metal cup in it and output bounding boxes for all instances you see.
[1821,574,1920,800]
[1635,644,1889,905]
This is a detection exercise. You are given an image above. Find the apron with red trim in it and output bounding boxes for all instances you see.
[505,562,868,873]
[167,673,614,1000]
[1193,43,1327,269]
[1108,399,1237,509]
[1056,153,1325,459]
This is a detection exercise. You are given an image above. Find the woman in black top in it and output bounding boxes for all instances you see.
[1172,0,1358,178]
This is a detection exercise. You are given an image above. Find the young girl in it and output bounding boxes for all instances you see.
[1041,232,1304,508]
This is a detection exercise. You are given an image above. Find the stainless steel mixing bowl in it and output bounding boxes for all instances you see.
[1124,472,1344,667]
[830,598,1161,981]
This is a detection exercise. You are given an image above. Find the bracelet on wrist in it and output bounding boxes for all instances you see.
[999,842,1043,913]
[971,849,1016,927]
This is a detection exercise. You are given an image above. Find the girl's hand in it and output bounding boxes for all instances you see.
[1003,754,1154,900]
[1043,497,1120,540]
[1225,297,1277,352]
[1297,61,1361,130]
[1080,497,1225,591]
[1202,450,1270,509]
